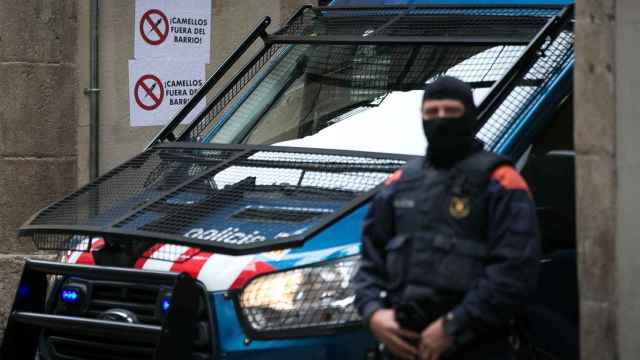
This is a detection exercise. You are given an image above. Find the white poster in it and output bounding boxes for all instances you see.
[134,0,212,62]
[129,59,206,127]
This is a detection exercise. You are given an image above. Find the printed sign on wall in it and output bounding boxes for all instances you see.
[134,0,212,62]
[129,60,206,127]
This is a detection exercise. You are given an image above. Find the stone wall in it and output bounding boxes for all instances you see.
[576,1,640,359]
[575,0,618,358]
[0,0,79,344]
[614,1,640,357]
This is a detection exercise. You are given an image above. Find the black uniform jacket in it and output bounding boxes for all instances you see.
[353,158,540,334]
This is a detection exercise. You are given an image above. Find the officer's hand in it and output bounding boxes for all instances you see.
[418,318,453,360]
[370,309,420,360]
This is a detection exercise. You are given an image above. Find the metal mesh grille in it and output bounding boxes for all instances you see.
[301,44,515,91]
[23,145,409,255]
[113,148,405,240]
[277,7,559,39]
[477,22,574,149]
[187,43,526,143]
[34,233,90,252]
[181,6,560,143]
[29,147,239,228]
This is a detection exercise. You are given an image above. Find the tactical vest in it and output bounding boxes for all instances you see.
[385,151,511,305]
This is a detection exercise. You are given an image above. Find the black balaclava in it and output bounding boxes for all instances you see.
[422,76,476,168]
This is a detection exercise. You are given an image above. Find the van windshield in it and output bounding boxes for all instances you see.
[203,43,524,155]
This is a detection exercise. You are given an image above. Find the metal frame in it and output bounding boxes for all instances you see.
[19,144,415,256]
[475,4,574,131]
[148,16,272,147]
[175,45,274,142]
[500,58,573,158]
[151,3,564,146]
[0,260,204,360]
[153,5,314,145]
[176,5,314,143]
[271,4,561,45]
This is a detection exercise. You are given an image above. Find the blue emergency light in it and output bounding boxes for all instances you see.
[61,288,80,303]
[56,280,92,315]
[17,283,30,299]
[161,297,171,312]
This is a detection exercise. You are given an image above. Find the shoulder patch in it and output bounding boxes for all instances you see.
[491,165,530,194]
[385,169,403,186]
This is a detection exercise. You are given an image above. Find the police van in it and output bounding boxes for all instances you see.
[1,1,577,359]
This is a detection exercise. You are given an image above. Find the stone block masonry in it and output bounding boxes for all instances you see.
[0,0,79,345]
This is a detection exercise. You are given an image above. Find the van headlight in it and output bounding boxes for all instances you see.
[237,256,361,337]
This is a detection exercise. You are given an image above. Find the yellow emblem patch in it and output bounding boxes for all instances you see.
[449,196,471,219]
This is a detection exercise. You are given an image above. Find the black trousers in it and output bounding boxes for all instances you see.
[382,336,515,360]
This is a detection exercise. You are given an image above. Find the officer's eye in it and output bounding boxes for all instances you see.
[422,105,464,119]
[442,106,464,117]
[422,108,439,118]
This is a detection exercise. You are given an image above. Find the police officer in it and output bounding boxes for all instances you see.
[353,76,540,360]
